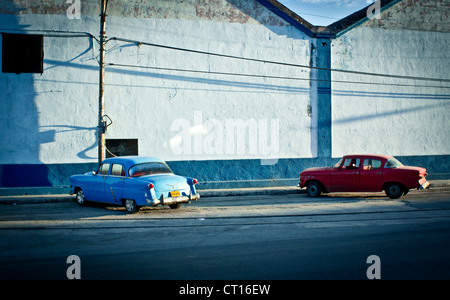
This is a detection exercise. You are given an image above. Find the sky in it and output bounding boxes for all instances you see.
[277,0,374,26]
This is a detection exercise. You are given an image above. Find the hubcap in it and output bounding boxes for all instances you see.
[390,185,400,195]
[77,191,84,204]
[308,184,318,196]
[125,200,134,211]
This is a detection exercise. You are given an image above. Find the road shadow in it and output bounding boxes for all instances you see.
[319,192,389,200]
[75,200,186,215]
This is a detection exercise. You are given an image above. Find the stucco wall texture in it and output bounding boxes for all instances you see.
[331,0,450,157]
[0,0,449,189]
[0,0,314,166]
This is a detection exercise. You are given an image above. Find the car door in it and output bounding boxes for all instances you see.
[83,163,109,202]
[359,158,383,191]
[104,163,125,204]
[331,157,361,192]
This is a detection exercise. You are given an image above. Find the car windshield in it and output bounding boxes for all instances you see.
[333,158,343,168]
[129,162,173,177]
[385,157,404,168]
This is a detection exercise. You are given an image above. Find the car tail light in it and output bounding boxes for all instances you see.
[148,183,154,189]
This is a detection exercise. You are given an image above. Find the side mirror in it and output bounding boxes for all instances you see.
[91,171,96,176]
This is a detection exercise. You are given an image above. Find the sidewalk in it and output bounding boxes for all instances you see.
[0,180,449,205]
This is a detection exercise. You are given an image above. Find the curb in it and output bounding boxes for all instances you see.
[0,187,303,205]
[0,180,448,205]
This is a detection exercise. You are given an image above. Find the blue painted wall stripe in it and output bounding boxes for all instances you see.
[1,155,448,192]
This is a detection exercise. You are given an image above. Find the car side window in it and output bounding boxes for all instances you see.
[363,159,382,170]
[342,158,360,170]
[111,164,125,177]
[97,163,110,175]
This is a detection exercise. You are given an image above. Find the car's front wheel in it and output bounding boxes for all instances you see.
[124,199,140,214]
[75,189,87,206]
[385,183,404,199]
[306,181,322,197]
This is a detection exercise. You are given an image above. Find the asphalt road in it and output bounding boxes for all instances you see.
[1,187,450,280]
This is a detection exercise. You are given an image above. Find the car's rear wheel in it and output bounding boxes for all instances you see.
[306,181,322,197]
[76,189,87,206]
[385,183,404,199]
[124,199,140,214]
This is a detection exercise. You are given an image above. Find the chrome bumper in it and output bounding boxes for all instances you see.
[419,181,430,190]
[162,192,200,205]
[148,192,200,206]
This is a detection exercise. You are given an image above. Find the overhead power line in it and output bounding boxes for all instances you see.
[109,36,450,84]
[107,62,450,89]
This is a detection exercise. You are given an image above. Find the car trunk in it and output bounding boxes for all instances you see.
[138,174,190,192]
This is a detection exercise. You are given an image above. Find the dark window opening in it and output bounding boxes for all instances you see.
[106,139,138,158]
[2,33,44,74]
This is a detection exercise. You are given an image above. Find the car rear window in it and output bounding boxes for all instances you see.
[129,162,173,177]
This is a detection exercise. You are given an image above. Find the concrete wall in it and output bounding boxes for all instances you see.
[0,0,317,189]
[0,0,449,192]
[103,16,313,162]
[331,0,450,158]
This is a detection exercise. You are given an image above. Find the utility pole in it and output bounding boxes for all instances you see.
[98,0,108,164]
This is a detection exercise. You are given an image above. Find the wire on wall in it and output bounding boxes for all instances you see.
[107,62,450,89]
[109,36,450,84]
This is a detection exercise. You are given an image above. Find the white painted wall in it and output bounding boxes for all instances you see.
[0,14,99,164]
[0,0,314,165]
[104,17,313,162]
[331,26,450,157]
[4,0,447,169]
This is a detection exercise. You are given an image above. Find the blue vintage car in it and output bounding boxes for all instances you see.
[70,156,200,213]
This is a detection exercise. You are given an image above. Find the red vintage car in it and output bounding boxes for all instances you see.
[299,154,430,199]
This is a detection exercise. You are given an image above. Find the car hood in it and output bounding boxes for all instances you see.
[396,166,427,175]
[300,167,333,174]
[135,174,190,191]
